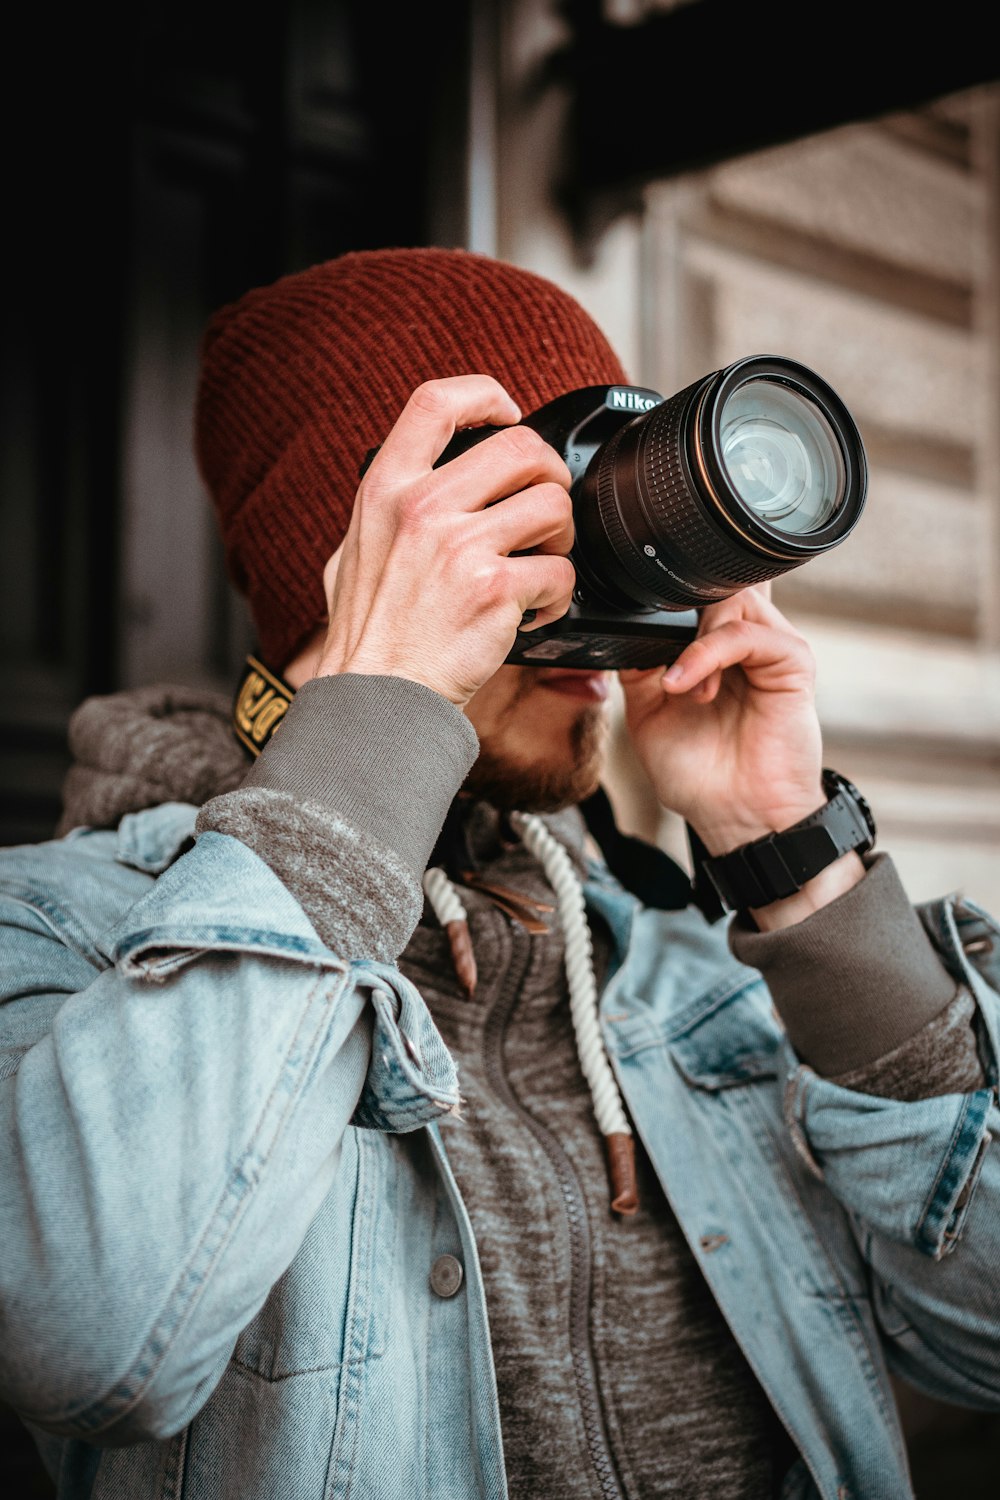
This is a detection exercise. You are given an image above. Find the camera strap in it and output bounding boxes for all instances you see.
[232,655,295,757]
[579,785,698,914]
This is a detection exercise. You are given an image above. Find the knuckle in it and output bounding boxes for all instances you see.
[408,380,450,417]
[796,641,817,679]
[728,618,755,645]
[788,626,812,659]
[481,562,510,609]
[500,424,546,465]
[397,484,437,531]
[544,482,573,517]
[540,555,575,601]
[554,556,576,593]
[438,526,467,569]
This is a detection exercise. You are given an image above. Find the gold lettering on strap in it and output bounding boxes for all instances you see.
[235,674,270,734]
[252,697,288,741]
[232,655,295,756]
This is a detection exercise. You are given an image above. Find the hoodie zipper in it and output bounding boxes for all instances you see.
[482,922,625,1500]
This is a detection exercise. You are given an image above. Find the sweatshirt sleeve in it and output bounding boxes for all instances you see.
[196,673,479,962]
[729,852,986,1099]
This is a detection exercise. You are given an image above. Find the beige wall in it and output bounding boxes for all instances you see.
[495,1,1000,914]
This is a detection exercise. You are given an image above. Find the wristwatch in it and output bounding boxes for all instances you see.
[699,768,876,914]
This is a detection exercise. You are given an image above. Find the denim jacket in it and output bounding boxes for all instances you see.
[1,802,998,1500]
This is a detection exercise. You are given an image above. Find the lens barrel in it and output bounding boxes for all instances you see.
[571,356,867,612]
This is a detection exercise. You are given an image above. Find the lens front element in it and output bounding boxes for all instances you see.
[719,380,845,535]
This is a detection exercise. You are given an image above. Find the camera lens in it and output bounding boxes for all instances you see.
[571,355,866,612]
[719,381,845,535]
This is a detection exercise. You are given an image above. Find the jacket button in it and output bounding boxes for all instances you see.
[430,1253,464,1298]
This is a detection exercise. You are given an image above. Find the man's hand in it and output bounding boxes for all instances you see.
[312,375,576,708]
[620,587,864,928]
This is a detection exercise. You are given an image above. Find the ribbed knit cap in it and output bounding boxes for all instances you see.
[194,246,628,670]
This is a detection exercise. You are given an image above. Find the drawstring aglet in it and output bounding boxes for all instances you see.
[605,1132,639,1216]
[445,918,477,999]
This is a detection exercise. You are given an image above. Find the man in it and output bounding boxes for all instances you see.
[0,247,997,1500]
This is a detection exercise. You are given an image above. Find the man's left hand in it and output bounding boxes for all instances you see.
[619,587,864,927]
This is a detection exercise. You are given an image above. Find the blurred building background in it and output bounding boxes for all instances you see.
[494,4,1000,919]
[2,0,999,1493]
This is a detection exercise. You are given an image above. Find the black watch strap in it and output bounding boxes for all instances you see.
[700,768,876,913]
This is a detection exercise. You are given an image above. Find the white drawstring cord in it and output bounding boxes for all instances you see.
[423,865,478,998]
[425,813,638,1215]
[510,813,630,1139]
[423,865,469,927]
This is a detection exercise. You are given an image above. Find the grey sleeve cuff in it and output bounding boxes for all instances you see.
[196,787,423,963]
[194,674,479,963]
[830,988,986,1101]
[729,852,959,1076]
[239,673,479,884]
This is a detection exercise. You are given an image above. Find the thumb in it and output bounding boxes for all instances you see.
[618,665,667,717]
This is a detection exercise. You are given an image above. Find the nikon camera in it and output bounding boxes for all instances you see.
[436,355,868,671]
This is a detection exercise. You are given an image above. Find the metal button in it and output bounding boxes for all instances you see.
[429,1253,464,1298]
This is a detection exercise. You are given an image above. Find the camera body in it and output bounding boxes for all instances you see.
[439,383,702,670]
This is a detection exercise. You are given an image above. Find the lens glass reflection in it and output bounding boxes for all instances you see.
[719,380,845,534]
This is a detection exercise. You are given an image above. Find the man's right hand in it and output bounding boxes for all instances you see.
[312,375,576,708]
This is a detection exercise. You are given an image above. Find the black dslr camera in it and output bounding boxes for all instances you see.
[436,355,868,670]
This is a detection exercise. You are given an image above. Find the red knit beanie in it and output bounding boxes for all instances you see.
[194,246,628,671]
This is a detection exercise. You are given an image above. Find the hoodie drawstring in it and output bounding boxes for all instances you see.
[422,813,639,1217]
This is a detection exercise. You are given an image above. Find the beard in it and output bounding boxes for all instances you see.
[463,697,610,814]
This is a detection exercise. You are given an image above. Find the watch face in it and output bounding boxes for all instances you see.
[822,767,877,843]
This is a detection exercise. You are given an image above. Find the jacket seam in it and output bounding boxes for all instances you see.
[115,926,340,967]
[0,889,108,975]
[663,973,763,1042]
[915,1089,993,1256]
[229,1350,375,1383]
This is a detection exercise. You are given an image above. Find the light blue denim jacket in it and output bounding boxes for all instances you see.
[1,801,999,1500]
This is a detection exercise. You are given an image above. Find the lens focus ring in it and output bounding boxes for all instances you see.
[636,397,794,594]
[572,357,866,617]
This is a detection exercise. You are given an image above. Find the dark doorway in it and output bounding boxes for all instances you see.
[1,0,471,850]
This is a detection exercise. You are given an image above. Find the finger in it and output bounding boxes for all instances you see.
[474,482,574,557]
[504,553,576,628]
[662,620,814,694]
[370,376,522,486]
[322,541,345,606]
[618,670,669,724]
[618,666,660,680]
[688,668,723,703]
[617,667,670,721]
[618,666,665,689]
[697,583,790,635]
[420,423,572,514]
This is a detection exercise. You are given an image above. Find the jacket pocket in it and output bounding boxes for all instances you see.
[231,1127,391,1381]
[667,976,784,1090]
